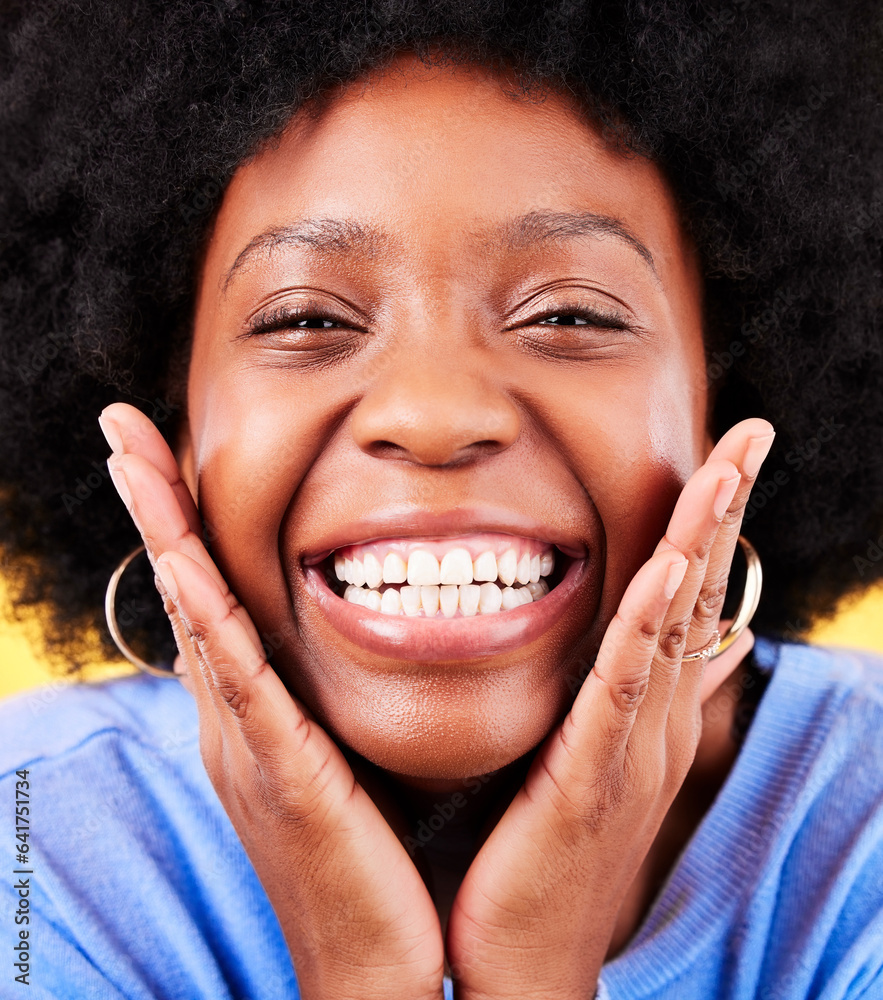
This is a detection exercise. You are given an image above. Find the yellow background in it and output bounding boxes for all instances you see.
[2,578,883,700]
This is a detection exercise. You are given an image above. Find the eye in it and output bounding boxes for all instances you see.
[529,303,630,330]
[243,302,359,337]
[508,296,638,362]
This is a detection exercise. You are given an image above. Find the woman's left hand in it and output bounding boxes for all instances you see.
[445,418,774,1000]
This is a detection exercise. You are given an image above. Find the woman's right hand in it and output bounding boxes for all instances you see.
[98,402,446,1000]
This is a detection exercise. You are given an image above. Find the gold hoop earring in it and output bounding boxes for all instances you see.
[682,535,762,662]
[107,536,761,675]
[105,544,177,678]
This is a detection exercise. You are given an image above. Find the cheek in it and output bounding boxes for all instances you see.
[547,357,705,611]
[185,365,337,631]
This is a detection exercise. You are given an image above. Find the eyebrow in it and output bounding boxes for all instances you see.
[221,209,657,294]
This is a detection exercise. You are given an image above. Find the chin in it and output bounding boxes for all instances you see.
[285,606,599,781]
[269,511,605,778]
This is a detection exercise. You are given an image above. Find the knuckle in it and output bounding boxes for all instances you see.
[613,610,659,652]
[613,679,649,711]
[658,620,689,661]
[720,503,744,529]
[185,618,210,644]
[215,677,249,719]
[694,576,729,625]
[687,535,715,563]
[634,619,662,649]
[594,666,649,717]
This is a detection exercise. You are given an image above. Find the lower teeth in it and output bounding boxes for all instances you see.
[339,579,550,616]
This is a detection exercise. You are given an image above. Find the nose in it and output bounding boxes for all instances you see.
[349,349,521,467]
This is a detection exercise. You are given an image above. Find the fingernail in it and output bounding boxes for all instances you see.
[155,559,179,603]
[107,461,132,509]
[713,474,741,520]
[664,556,689,599]
[742,432,775,479]
[98,413,124,454]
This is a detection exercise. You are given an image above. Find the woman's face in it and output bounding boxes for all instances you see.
[179,53,710,780]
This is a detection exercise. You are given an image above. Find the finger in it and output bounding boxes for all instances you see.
[107,450,264,653]
[670,420,774,705]
[99,402,202,538]
[156,573,227,736]
[700,419,774,627]
[154,550,346,808]
[663,420,774,743]
[548,549,689,789]
[635,459,741,728]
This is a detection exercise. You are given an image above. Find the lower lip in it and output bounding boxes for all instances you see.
[302,557,590,661]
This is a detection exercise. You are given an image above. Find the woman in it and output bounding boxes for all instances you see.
[1,2,881,998]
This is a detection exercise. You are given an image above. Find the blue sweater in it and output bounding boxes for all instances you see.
[1,637,882,999]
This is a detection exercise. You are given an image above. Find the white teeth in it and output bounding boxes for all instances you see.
[478,581,503,613]
[439,548,473,585]
[420,585,440,616]
[500,586,522,610]
[342,579,543,615]
[529,554,541,583]
[498,549,517,587]
[364,552,383,590]
[337,544,560,616]
[439,584,459,618]
[400,585,422,615]
[380,588,401,615]
[383,552,407,584]
[459,584,481,616]
[408,551,441,586]
[351,557,366,588]
[472,550,498,582]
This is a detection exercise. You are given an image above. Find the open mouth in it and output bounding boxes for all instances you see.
[302,529,588,661]
[322,533,563,617]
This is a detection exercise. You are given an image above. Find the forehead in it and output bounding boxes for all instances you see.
[199,53,698,304]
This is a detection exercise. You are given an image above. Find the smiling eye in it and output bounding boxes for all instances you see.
[245,304,354,337]
[529,304,630,331]
[290,316,339,329]
[539,313,591,326]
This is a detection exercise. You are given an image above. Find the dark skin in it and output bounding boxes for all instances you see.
[99,53,775,999]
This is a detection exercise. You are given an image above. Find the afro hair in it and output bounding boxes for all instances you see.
[0,0,881,671]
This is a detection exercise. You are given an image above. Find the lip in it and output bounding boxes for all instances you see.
[301,506,589,565]
[302,553,590,662]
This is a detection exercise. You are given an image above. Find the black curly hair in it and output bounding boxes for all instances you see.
[0,0,881,672]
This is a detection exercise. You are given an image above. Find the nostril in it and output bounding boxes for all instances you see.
[365,440,409,460]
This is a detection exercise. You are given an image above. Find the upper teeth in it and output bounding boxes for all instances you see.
[335,547,554,588]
